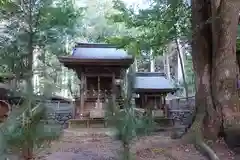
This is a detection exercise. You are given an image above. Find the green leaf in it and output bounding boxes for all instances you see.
[106,0,191,57]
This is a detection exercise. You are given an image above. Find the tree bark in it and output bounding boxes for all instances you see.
[211,0,240,131]
[191,0,219,140]
[22,143,33,160]
[123,142,131,160]
[23,0,34,159]
[175,39,189,99]
[191,0,240,141]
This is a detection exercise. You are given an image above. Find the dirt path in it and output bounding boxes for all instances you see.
[36,128,207,160]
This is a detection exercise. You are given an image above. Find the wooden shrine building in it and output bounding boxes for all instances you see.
[133,72,177,119]
[58,43,134,123]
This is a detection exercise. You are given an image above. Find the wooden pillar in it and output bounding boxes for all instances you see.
[80,72,85,117]
[144,95,149,111]
[163,94,168,117]
[140,94,144,108]
[97,76,100,108]
[112,72,116,112]
[144,95,147,109]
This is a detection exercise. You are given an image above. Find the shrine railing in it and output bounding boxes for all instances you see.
[84,90,112,99]
[45,101,74,127]
[43,95,196,128]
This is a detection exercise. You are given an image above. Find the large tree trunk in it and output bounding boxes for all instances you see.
[191,0,220,140]
[191,0,240,142]
[212,0,240,131]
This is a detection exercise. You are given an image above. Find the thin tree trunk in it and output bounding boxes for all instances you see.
[175,39,189,99]
[164,52,171,79]
[42,49,50,97]
[23,0,34,159]
[150,49,155,72]
[22,143,33,160]
[123,142,131,160]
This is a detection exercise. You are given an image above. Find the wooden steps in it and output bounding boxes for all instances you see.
[154,117,175,127]
[154,125,186,131]
[68,118,108,128]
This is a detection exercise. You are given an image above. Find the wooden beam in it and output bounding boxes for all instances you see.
[80,73,85,117]
[85,73,113,77]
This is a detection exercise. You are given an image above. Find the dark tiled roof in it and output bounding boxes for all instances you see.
[72,43,132,59]
[134,72,176,92]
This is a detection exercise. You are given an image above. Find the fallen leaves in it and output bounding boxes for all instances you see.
[35,129,240,160]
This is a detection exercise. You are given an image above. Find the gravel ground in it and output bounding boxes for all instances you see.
[35,128,209,160]
[4,129,240,160]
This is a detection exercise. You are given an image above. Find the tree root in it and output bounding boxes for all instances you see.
[195,140,219,160]
[181,113,220,160]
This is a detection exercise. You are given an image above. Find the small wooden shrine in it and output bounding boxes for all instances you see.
[59,43,134,122]
[133,72,177,119]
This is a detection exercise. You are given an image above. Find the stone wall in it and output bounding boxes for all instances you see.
[168,96,195,126]
[168,96,195,138]
[45,101,74,126]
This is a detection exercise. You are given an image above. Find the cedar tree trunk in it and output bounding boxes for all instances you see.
[191,0,240,141]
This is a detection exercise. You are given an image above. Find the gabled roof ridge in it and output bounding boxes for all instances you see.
[75,42,119,48]
[135,72,166,77]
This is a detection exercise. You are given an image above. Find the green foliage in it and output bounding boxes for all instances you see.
[237,39,240,53]
[106,0,191,56]
[4,104,59,147]
[237,25,240,38]
[0,0,83,98]
[0,0,83,76]
[236,25,240,53]
[0,95,62,159]
[77,0,132,43]
[107,103,155,142]
[0,0,8,5]
[105,65,155,159]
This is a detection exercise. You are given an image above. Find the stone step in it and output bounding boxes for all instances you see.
[154,125,186,132]
[63,128,117,137]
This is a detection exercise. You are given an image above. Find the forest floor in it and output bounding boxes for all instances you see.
[207,139,238,160]
[33,128,236,160]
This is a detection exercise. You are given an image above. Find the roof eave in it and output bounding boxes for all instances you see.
[75,42,120,48]
[133,88,178,93]
[58,56,134,69]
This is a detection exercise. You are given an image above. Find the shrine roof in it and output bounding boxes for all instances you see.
[72,43,132,59]
[58,43,134,68]
[133,72,177,93]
